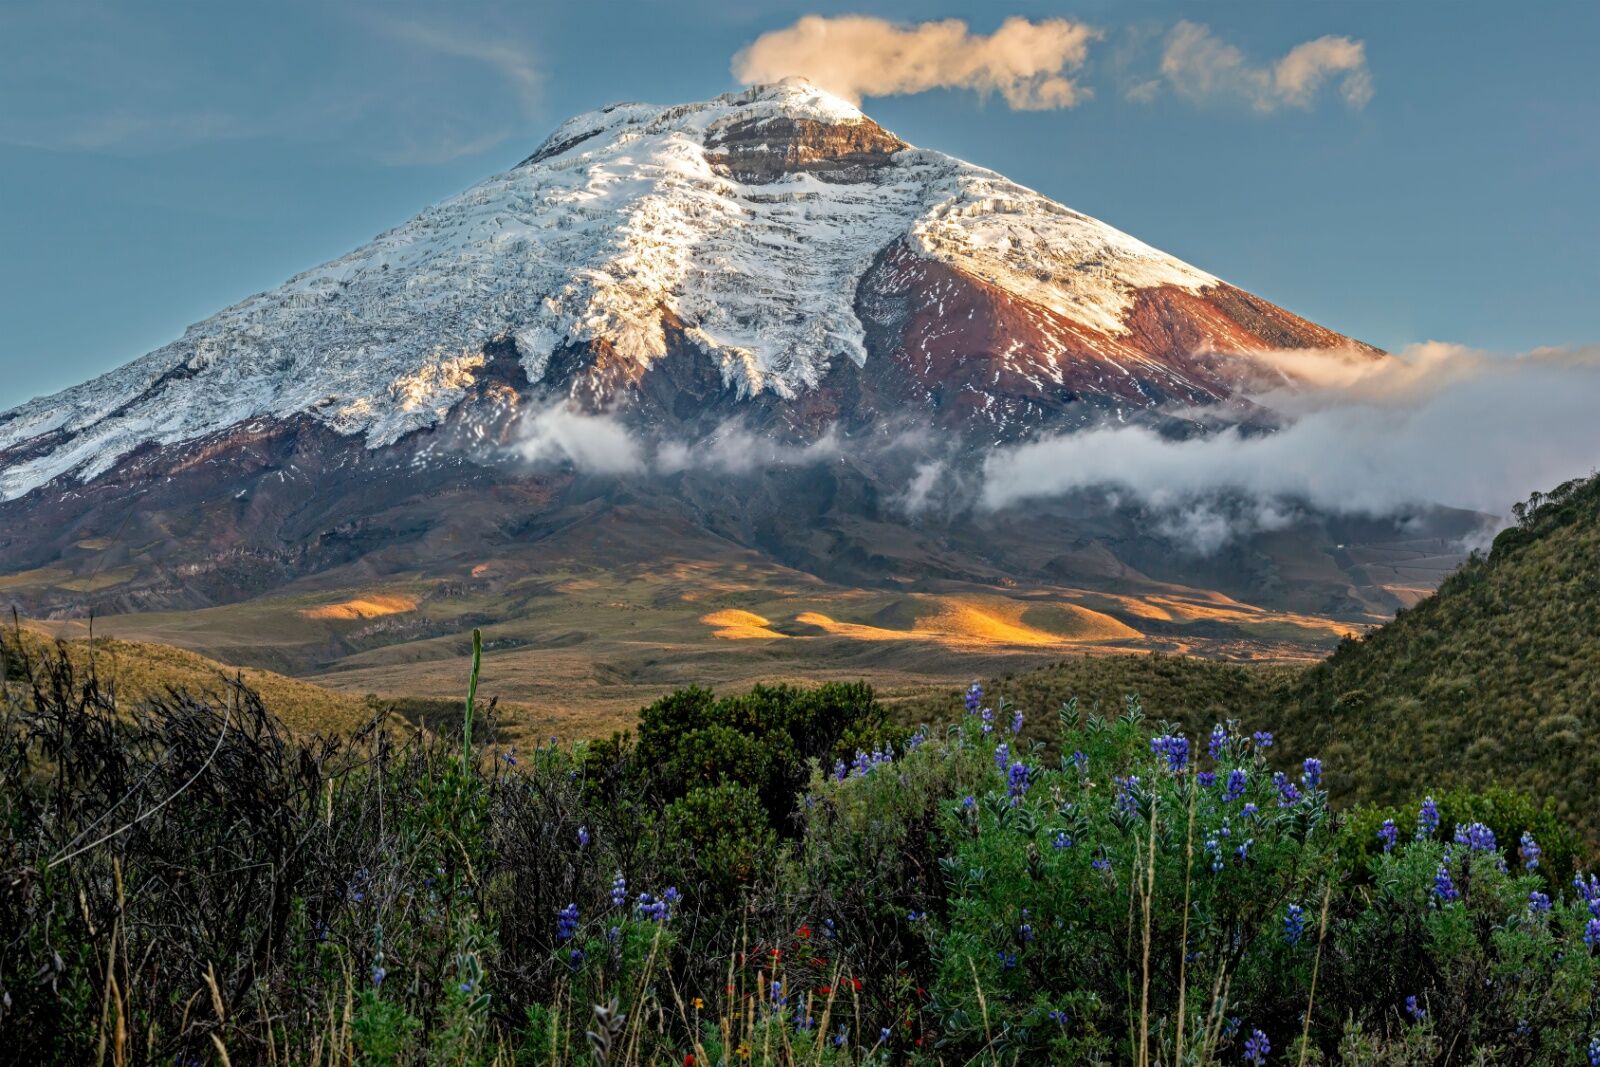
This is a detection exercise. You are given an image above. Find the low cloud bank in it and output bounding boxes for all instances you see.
[981,344,1600,536]
[733,16,1097,110]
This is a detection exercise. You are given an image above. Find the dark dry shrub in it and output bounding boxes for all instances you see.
[0,634,359,1065]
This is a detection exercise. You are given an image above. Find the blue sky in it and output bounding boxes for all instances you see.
[2,0,1596,407]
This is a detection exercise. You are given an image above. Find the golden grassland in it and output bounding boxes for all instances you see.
[7,551,1362,741]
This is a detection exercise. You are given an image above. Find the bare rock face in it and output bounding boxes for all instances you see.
[705,116,908,183]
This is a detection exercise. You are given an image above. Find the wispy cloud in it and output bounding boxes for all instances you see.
[733,15,1098,110]
[979,344,1600,551]
[1146,21,1373,112]
[371,17,542,115]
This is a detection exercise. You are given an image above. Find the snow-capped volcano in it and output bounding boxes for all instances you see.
[0,79,1374,504]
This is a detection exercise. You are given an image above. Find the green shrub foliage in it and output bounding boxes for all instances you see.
[2,637,1598,1064]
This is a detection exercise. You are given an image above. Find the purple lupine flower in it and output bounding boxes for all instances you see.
[1586,918,1600,949]
[1151,733,1190,772]
[1208,723,1229,761]
[1092,857,1111,871]
[1283,904,1306,946]
[1273,772,1301,807]
[501,748,517,766]
[1243,1029,1270,1065]
[1114,776,1141,817]
[994,742,1011,772]
[997,950,1017,970]
[1052,830,1073,850]
[1378,819,1398,852]
[833,759,847,781]
[1224,768,1248,803]
[1241,802,1259,819]
[1405,995,1425,1022]
[1018,922,1034,943]
[1010,709,1024,735]
[1573,873,1600,906]
[611,873,627,908]
[1432,866,1460,902]
[962,794,976,811]
[1204,835,1223,873]
[1235,837,1254,863]
[1301,758,1322,790]
[567,948,584,969]
[851,750,871,777]
[1528,890,1552,913]
[577,825,590,848]
[1251,731,1274,749]
[1587,1036,1600,1067]
[879,1027,892,1044]
[1454,822,1496,852]
[965,683,983,713]
[371,964,387,987]
[1007,762,1031,800]
[980,708,995,735]
[1047,1010,1068,1025]
[1519,831,1542,871]
[1197,770,1217,788]
[556,902,579,941]
[1071,750,1088,770]
[1417,796,1440,839]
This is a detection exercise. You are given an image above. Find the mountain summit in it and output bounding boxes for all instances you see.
[0,79,1374,504]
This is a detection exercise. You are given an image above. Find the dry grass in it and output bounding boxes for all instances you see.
[1,624,375,736]
[299,594,420,621]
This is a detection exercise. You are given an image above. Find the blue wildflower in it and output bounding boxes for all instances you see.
[1273,772,1301,807]
[1528,890,1552,913]
[1378,819,1398,852]
[1197,770,1217,788]
[965,682,983,713]
[994,742,1011,771]
[1251,731,1274,749]
[1283,904,1306,946]
[1007,761,1030,800]
[1071,750,1088,770]
[568,948,583,970]
[1224,769,1248,803]
[1433,866,1460,903]
[1301,758,1322,790]
[997,950,1017,970]
[1454,822,1496,852]
[1417,796,1440,839]
[1519,831,1542,871]
[611,873,627,908]
[1244,1028,1271,1065]
[577,825,590,848]
[1151,733,1190,772]
[556,902,579,941]
[1052,830,1073,850]
[1208,723,1229,761]
[1011,709,1024,735]
[1405,995,1425,1022]
[1586,918,1600,949]
[1235,837,1254,863]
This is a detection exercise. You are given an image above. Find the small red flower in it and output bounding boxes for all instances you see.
[684,1056,696,1067]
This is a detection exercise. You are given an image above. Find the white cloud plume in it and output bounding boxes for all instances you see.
[980,344,1600,548]
[512,404,643,475]
[732,15,1097,110]
[1154,21,1372,112]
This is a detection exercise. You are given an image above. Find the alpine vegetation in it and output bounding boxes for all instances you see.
[2,640,1596,1064]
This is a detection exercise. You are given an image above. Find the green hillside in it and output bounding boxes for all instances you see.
[1282,473,1600,837]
